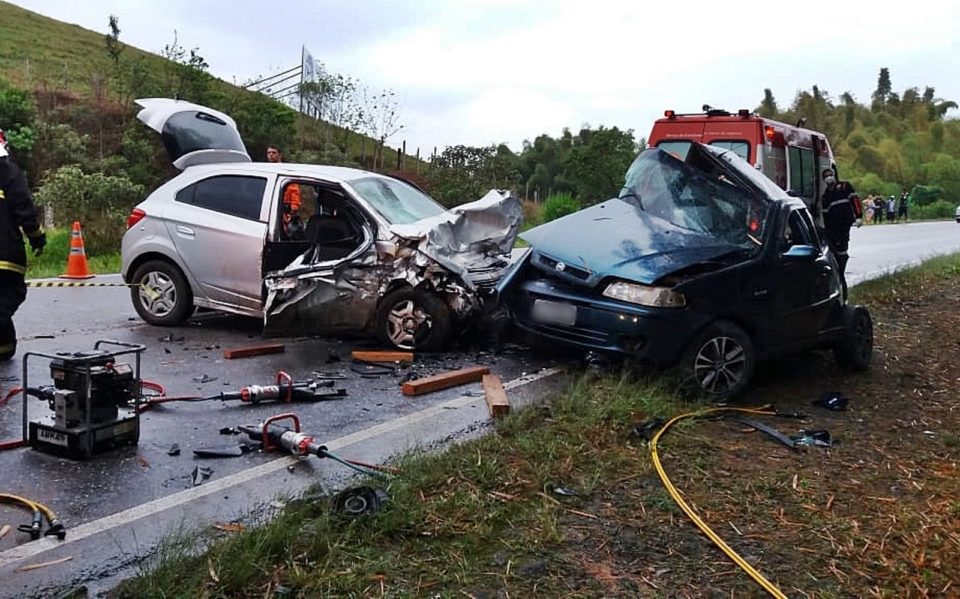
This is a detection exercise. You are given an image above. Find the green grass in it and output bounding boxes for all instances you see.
[25,228,121,279]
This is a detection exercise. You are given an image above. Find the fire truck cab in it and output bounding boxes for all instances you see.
[647,106,835,223]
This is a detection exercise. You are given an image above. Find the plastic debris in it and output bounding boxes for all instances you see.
[192,466,214,486]
[167,443,181,456]
[813,391,848,411]
[333,486,391,517]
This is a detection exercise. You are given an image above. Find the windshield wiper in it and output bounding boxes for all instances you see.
[619,187,644,210]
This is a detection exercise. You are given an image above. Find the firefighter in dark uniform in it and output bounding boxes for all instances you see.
[0,128,45,360]
[820,167,861,298]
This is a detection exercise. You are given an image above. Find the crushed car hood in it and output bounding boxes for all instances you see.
[520,198,744,286]
[389,190,522,285]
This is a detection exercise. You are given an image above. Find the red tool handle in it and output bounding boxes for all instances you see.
[261,412,300,451]
[276,371,293,403]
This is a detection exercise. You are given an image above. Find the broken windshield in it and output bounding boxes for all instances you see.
[349,176,447,225]
[619,148,769,248]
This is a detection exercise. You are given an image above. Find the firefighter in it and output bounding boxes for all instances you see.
[820,167,861,297]
[0,129,45,360]
[266,145,303,238]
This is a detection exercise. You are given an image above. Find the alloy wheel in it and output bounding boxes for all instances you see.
[692,335,747,395]
[385,299,432,349]
[137,271,178,318]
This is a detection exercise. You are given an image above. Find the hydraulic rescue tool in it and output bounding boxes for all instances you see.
[0,493,66,540]
[239,413,325,457]
[23,340,145,459]
[216,371,345,404]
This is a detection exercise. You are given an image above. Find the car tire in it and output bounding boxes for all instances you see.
[130,260,194,326]
[375,288,451,351]
[681,320,756,399]
[833,305,873,372]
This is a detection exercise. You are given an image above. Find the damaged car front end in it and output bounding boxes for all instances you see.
[501,142,872,397]
[263,185,522,350]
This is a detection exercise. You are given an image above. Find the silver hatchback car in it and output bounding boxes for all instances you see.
[121,99,520,350]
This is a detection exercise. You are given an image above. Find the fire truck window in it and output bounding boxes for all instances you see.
[788,146,816,199]
[656,140,691,161]
[708,140,750,162]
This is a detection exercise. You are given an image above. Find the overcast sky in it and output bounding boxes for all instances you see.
[11,0,960,155]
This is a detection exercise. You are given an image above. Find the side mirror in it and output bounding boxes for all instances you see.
[786,189,800,198]
[782,244,818,262]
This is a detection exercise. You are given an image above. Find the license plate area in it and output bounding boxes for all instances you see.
[531,299,577,326]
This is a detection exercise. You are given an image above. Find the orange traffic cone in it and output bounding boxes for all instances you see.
[61,221,95,279]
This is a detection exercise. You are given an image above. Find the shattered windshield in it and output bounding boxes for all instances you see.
[619,148,769,247]
[349,176,447,225]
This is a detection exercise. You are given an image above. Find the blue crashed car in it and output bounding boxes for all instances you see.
[500,143,873,397]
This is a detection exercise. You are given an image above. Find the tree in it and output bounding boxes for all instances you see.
[160,31,212,103]
[426,144,517,207]
[758,88,778,118]
[561,126,638,203]
[872,67,892,110]
[360,87,403,170]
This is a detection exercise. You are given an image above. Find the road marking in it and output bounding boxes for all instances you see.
[27,281,136,288]
[0,367,564,570]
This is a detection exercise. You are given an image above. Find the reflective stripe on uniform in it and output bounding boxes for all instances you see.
[0,261,26,275]
[0,189,5,200]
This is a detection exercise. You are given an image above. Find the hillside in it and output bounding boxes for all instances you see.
[0,0,416,175]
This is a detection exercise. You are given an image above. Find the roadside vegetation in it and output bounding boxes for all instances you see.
[112,253,960,598]
[24,228,121,279]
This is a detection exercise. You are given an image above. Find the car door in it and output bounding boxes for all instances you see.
[134,98,251,169]
[262,179,381,335]
[165,173,272,312]
[769,207,835,346]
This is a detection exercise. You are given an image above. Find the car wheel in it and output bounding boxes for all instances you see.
[681,320,756,399]
[833,305,873,372]
[130,260,194,326]
[375,288,451,351]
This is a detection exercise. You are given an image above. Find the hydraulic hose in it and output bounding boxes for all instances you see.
[650,406,787,599]
[0,493,65,539]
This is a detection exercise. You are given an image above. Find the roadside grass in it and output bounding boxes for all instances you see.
[112,252,960,598]
[25,228,121,279]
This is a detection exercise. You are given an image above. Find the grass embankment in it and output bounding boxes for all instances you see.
[25,228,120,279]
[113,254,960,598]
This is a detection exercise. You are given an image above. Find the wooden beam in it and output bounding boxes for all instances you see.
[402,365,490,397]
[351,350,414,363]
[222,343,285,359]
[482,374,510,418]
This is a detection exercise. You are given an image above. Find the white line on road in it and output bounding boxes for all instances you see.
[0,367,564,570]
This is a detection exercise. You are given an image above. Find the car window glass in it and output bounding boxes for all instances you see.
[709,140,749,162]
[178,175,266,221]
[161,111,247,162]
[349,177,446,225]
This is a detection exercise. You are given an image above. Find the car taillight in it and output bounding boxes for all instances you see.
[127,208,146,229]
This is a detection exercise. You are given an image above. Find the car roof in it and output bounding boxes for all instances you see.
[179,161,392,184]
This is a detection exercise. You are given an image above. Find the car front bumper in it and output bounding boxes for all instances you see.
[509,278,709,365]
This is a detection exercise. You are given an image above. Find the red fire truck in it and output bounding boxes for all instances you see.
[648,106,836,222]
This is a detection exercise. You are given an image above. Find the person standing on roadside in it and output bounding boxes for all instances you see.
[898,189,909,222]
[0,128,45,360]
[821,167,861,296]
[886,195,896,222]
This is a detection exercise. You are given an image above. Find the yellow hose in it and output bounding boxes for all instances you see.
[650,406,788,599]
[0,493,61,526]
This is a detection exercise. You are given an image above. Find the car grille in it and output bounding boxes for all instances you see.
[536,253,591,281]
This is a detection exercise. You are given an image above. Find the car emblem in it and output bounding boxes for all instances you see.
[555,262,566,272]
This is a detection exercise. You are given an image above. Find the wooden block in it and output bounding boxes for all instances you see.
[351,350,414,363]
[402,365,490,397]
[222,343,285,359]
[482,374,510,418]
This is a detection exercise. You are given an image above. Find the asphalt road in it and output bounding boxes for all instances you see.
[0,219,957,597]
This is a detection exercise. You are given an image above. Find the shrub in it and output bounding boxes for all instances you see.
[541,193,581,222]
[521,200,543,228]
[911,199,955,220]
[34,166,145,255]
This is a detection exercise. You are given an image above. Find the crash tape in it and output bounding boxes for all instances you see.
[26,281,136,288]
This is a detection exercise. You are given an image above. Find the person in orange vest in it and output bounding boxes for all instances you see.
[266,145,303,238]
[0,128,45,360]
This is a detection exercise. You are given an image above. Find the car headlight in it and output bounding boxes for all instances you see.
[602,280,686,308]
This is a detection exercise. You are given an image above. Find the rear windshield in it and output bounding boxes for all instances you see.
[161,111,248,161]
[348,177,447,225]
[656,140,750,162]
